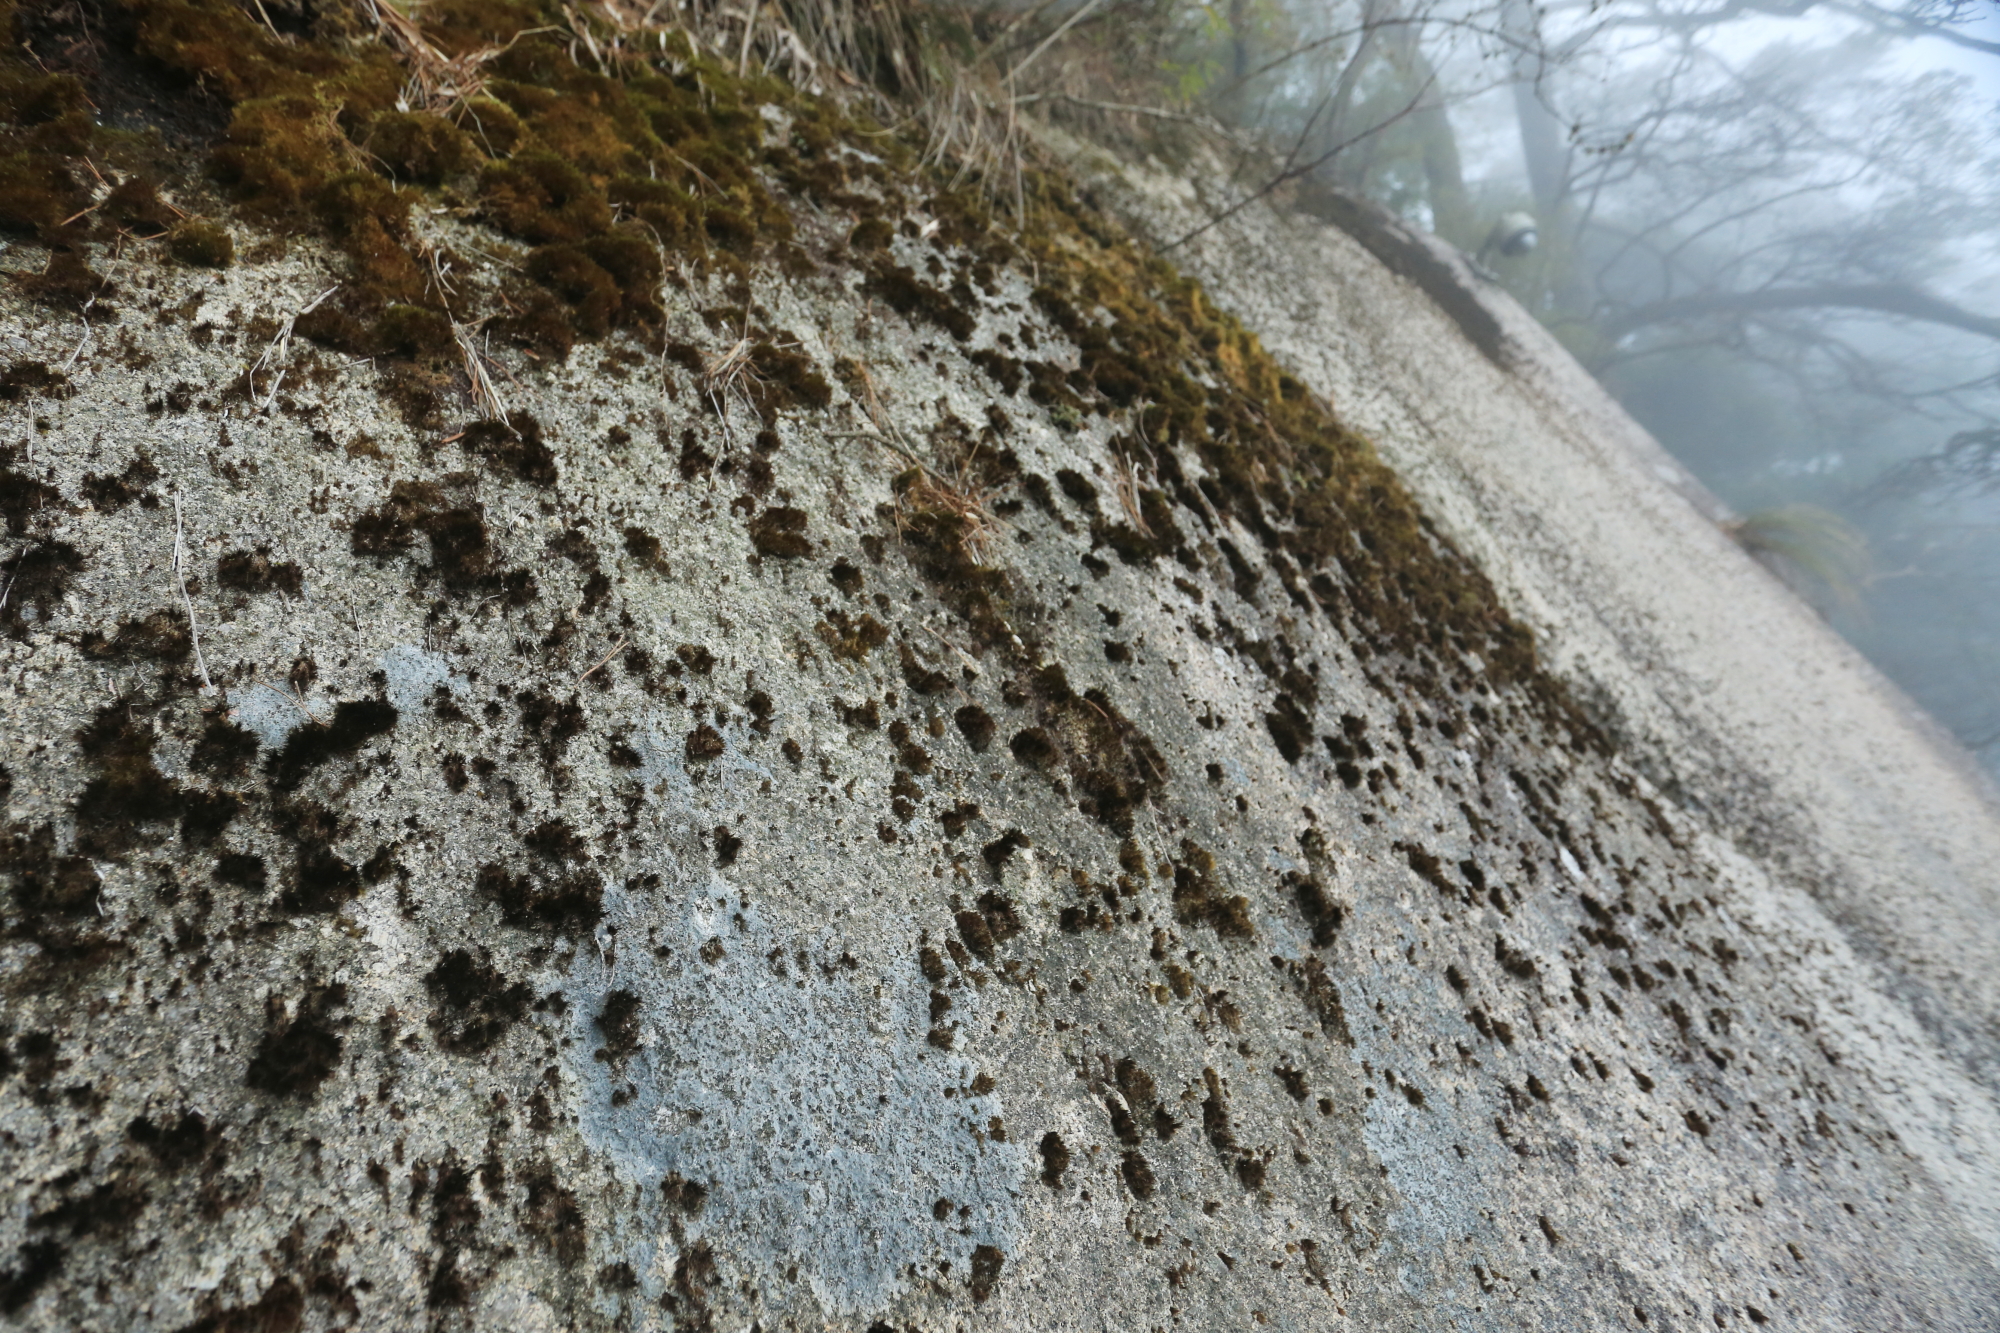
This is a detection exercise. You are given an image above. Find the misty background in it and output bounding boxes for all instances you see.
[984,0,2000,777]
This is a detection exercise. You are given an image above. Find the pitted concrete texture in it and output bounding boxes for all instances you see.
[3,136,1999,1333]
[1061,124,2000,1282]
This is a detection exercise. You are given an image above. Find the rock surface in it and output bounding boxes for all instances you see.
[3,20,1999,1333]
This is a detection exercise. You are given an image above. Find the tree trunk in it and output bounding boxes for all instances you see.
[1384,20,1474,242]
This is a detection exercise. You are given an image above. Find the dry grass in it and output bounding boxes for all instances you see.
[894,451,1003,560]
[1726,503,1871,614]
[702,331,766,426]
[364,0,527,115]
[249,284,339,412]
[453,319,509,421]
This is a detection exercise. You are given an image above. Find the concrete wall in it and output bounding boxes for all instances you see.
[2,118,1998,1332]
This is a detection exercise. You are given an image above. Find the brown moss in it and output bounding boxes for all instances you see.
[374,304,454,359]
[78,609,191,663]
[365,110,479,185]
[747,505,811,558]
[1170,839,1253,938]
[166,219,233,267]
[461,411,558,486]
[0,362,71,404]
[477,861,603,934]
[424,949,532,1054]
[243,984,347,1100]
[17,248,114,309]
[480,151,611,244]
[217,546,304,596]
[0,538,80,645]
[266,698,398,792]
[864,260,976,340]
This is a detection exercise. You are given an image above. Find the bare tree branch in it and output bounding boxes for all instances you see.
[1605,284,2000,343]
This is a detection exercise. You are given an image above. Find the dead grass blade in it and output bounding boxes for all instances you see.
[453,319,508,421]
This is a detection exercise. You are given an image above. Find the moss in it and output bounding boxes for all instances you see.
[78,609,191,663]
[843,213,895,252]
[373,303,453,358]
[17,248,114,310]
[166,219,233,267]
[479,152,612,244]
[266,698,399,792]
[816,609,888,660]
[750,340,832,411]
[477,861,604,934]
[101,177,177,233]
[243,984,347,1100]
[424,949,533,1054]
[1170,839,1254,938]
[0,145,90,238]
[365,111,479,185]
[747,505,811,557]
[864,260,977,340]
[0,362,71,404]
[73,699,184,857]
[460,411,557,485]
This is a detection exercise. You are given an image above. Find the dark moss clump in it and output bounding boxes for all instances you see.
[77,609,191,663]
[274,794,386,914]
[461,411,558,486]
[78,452,161,511]
[684,724,724,761]
[477,862,604,934]
[1039,1131,1070,1187]
[167,219,233,267]
[352,481,537,604]
[15,249,113,310]
[423,949,534,1054]
[1288,869,1342,948]
[72,699,183,856]
[0,820,122,973]
[0,362,72,403]
[865,260,976,340]
[816,609,887,660]
[266,698,398,791]
[954,705,995,752]
[1170,839,1253,938]
[243,984,348,1100]
[189,714,259,779]
[593,988,642,1062]
[0,544,79,640]
[898,642,952,694]
[747,505,811,557]
[126,1110,223,1171]
[968,1244,1005,1303]
[216,546,304,596]
[365,110,478,185]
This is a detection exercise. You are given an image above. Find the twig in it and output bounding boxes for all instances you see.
[970,0,1063,69]
[579,636,628,681]
[171,489,215,694]
[1005,0,1105,84]
[1164,77,1439,252]
[250,284,340,412]
[0,547,21,616]
[736,0,758,76]
[918,621,981,671]
[62,297,95,371]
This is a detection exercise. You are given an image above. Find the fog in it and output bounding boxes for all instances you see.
[1125,0,2000,776]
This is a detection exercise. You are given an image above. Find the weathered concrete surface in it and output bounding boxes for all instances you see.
[3,119,1999,1333]
[1060,126,2000,1295]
